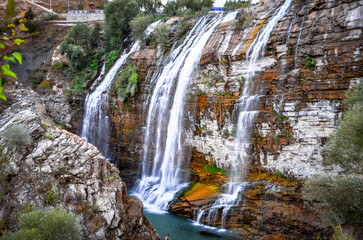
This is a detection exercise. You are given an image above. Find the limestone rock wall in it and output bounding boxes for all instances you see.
[0,90,159,240]
[185,0,363,179]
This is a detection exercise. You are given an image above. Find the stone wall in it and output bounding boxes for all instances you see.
[66,11,104,22]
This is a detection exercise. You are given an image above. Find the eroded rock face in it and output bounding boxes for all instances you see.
[185,0,363,179]
[171,177,332,240]
[104,0,362,238]
[0,90,159,240]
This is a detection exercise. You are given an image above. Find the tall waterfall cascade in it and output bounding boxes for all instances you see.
[197,0,293,227]
[80,21,161,157]
[134,12,238,212]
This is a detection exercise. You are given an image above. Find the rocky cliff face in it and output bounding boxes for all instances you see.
[105,0,362,238]
[188,0,363,179]
[0,90,159,240]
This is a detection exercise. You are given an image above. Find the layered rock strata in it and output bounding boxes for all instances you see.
[0,90,159,240]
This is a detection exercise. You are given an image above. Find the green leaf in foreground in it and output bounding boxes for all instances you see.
[12,52,22,64]
[2,64,17,79]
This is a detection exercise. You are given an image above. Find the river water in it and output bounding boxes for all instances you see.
[144,210,241,240]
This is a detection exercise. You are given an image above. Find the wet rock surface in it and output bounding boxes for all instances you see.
[0,90,159,240]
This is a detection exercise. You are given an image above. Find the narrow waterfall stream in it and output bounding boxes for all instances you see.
[134,12,239,212]
[80,21,161,157]
[196,0,293,228]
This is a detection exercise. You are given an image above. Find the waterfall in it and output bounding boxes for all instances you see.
[294,3,310,68]
[80,21,161,157]
[134,13,236,212]
[196,0,293,227]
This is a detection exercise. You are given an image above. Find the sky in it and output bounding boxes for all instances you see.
[160,0,228,7]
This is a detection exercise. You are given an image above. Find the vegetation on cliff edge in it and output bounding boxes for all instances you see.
[303,84,363,237]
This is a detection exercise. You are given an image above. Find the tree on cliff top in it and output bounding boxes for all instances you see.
[104,0,140,47]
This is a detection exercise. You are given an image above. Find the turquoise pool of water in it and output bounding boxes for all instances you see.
[144,209,241,240]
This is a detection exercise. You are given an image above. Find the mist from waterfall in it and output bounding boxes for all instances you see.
[80,21,161,157]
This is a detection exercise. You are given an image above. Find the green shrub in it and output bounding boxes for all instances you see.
[104,0,140,47]
[136,0,157,15]
[343,83,363,109]
[50,62,66,72]
[131,14,153,41]
[204,164,226,175]
[177,0,213,12]
[27,68,46,88]
[114,64,139,101]
[90,23,102,48]
[46,186,60,206]
[301,55,316,70]
[224,0,250,11]
[70,67,97,95]
[39,80,51,89]
[303,175,363,225]
[1,207,81,240]
[60,23,103,72]
[175,19,191,40]
[164,1,179,16]
[302,85,363,231]
[0,149,10,201]
[2,124,32,151]
[222,129,230,138]
[236,9,252,30]
[323,104,363,174]
[105,49,121,70]
[154,24,170,49]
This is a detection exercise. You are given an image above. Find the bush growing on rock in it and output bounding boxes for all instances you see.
[1,207,81,240]
[303,175,363,226]
[0,149,10,201]
[303,84,363,236]
[2,124,32,151]
[323,84,363,174]
[27,68,47,88]
[131,14,153,41]
[114,64,139,101]
[154,24,171,49]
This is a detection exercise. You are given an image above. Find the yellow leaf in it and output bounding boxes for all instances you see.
[3,37,9,41]
[7,24,15,28]
[12,29,16,37]
[20,24,29,32]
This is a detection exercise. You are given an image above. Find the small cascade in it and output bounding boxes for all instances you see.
[90,63,106,91]
[219,11,239,55]
[195,183,248,228]
[134,13,233,212]
[285,9,298,47]
[294,3,310,68]
[80,21,161,157]
[306,12,320,41]
[196,0,293,228]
